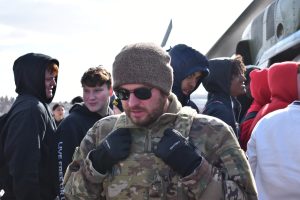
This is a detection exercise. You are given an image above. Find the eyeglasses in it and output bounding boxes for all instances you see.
[115,87,153,100]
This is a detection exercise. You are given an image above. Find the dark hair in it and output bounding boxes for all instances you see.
[70,96,83,104]
[244,66,260,85]
[231,55,246,78]
[52,103,64,111]
[81,66,111,88]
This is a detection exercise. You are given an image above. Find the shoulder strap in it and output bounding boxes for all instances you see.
[113,114,127,130]
[240,111,258,123]
[174,107,197,137]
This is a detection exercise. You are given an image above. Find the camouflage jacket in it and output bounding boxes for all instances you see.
[64,93,257,200]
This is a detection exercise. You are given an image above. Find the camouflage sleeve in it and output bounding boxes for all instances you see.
[63,116,117,200]
[182,116,258,200]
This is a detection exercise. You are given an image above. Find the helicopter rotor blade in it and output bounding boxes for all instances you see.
[161,19,173,48]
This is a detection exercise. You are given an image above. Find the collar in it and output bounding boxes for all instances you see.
[292,100,300,105]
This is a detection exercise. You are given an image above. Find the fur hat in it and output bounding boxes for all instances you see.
[112,42,173,95]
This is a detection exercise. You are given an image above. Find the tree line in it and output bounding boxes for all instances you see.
[0,96,71,116]
[0,96,15,115]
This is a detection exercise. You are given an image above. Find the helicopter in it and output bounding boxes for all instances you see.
[206,0,300,67]
[159,0,299,109]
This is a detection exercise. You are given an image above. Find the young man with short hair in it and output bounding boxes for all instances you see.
[56,66,113,199]
[52,103,65,126]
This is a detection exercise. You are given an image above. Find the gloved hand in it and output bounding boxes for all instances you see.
[89,128,132,174]
[154,128,202,177]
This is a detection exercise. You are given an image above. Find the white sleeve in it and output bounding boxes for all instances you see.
[246,124,258,176]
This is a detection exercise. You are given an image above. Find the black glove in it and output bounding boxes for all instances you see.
[154,128,202,177]
[89,128,132,174]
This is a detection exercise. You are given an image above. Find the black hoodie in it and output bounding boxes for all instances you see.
[202,59,241,136]
[1,53,59,200]
[168,44,209,113]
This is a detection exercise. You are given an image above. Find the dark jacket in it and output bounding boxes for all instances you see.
[202,59,241,136]
[168,44,209,113]
[56,103,113,198]
[1,53,59,200]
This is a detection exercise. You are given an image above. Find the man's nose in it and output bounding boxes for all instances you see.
[51,78,57,86]
[127,93,140,107]
[189,79,197,88]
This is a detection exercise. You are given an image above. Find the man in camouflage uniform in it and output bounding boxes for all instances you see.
[63,43,257,199]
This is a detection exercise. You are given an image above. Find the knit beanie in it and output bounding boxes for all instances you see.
[113,42,173,95]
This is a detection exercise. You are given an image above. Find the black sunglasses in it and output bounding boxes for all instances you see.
[115,87,153,100]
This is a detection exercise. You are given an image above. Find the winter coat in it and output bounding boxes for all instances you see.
[239,69,271,151]
[247,101,300,200]
[249,62,299,132]
[56,103,113,198]
[63,93,257,200]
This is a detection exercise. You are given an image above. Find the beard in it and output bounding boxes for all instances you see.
[125,95,167,126]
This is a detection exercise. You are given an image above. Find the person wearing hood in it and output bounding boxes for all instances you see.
[247,61,300,200]
[56,66,113,199]
[0,53,60,200]
[239,68,271,151]
[168,44,209,113]
[248,61,299,134]
[202,56,246,137]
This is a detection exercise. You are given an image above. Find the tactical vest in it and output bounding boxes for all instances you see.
[101,107,198,199]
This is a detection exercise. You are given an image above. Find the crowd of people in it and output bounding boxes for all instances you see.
[0,42,299,200]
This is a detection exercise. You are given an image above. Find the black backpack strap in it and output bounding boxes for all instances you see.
[240,111,258,123]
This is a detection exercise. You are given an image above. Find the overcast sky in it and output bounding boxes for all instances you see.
[0,0,252,102]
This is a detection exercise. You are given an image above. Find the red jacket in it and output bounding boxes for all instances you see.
[239,68,270,151]
[249,62,299,137]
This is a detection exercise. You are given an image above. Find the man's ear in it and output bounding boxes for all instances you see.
[109,87,113,96]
